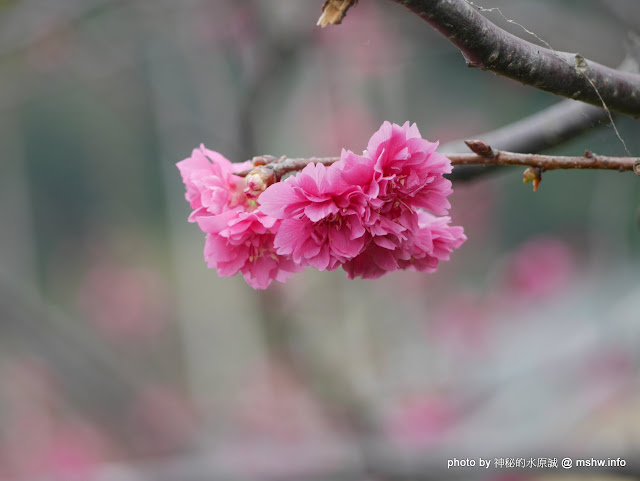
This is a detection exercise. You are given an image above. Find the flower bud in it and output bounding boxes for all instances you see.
[244,166,276,199]
[523,167,542,192]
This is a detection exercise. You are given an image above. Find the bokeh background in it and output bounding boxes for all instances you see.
[1,0,640,479]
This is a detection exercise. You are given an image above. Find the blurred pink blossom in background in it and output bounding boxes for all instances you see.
[77,262,169,343]
[128,384,199,455]
[0,359,113,480]
[385,394,458,449]
[503,237,575,300]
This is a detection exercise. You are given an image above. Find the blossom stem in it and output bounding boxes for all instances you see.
[238,156,341,179]
[236,148,640,179]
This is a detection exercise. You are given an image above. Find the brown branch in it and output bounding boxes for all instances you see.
[442,52,640,180]
[443,101,614,181]
[237,147,639,180]
[244,97,615,183]
[314,3,637,181]
[454,143,637,172]
[242,156,340,179]
[442,99,612,181]
[440,100,610,156]
[387,0,640,117]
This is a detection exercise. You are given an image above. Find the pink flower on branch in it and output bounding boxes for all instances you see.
[177,147,299,289]
[197,210,302,290]
[258,161,369,271]
[177,121,466,288]
[343,212,466,280]
[364,121,453,215]
[176,145,252,221]
[398,212,467,272]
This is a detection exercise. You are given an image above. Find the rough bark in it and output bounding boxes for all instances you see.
[390,0,640,117]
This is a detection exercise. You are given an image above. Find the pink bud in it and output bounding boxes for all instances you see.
[244,167,276,199]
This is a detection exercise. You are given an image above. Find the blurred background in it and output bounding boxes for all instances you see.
[1,0,640,479]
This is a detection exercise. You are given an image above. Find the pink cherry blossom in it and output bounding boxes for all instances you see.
[398,212,467,272]
[176,145,252,221]
[334,123,463,278]
[177,146,301,289]
[258,162,369,271]
[343,211,466,279]
[365,121,453,215]
[197,210,302,289]
[258,122,466,278]
[179,122,466,287]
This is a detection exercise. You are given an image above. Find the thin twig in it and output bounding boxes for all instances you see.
[236,148,638,180]
[387,0,640,117]
[451,148,637,172]
[443,52,640,180]
[239,156,339,178]
[241,97,617,183]
[443,100,611,181]
[440,100,610,156]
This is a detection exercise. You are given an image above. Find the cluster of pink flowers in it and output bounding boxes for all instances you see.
[177,146,302,289]
[177,122,466,289]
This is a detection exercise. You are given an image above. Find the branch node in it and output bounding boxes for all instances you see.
[464,139,495,157]
[251,155,278,167]
[634,159,640,176]
[574,54,589,74]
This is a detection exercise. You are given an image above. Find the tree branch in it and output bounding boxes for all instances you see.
[442,99,611,181]
[387,0,640,117]
[440,100,609,156]
[241,98,615,183]
[237,146,639,183]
